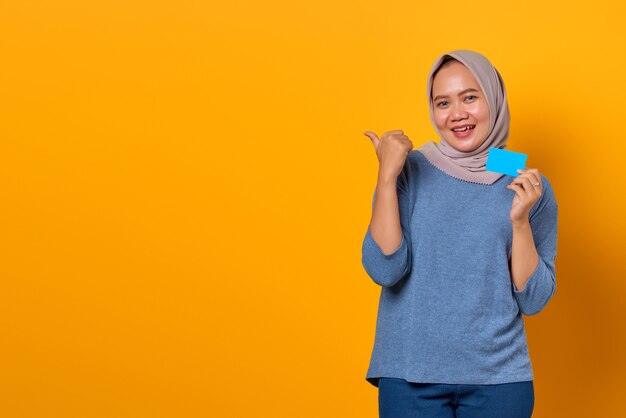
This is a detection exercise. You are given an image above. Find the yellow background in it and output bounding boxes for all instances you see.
[1,0,624,416]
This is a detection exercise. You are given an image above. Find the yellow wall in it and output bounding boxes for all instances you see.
[1,0,624,416]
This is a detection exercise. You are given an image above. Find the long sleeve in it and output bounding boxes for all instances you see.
[361,160,414,287]
[512,175,559,315]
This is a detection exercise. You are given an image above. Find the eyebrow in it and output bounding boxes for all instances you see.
[433,88,480,102]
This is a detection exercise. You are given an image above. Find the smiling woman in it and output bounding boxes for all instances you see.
[418,50,512,185]
[431,59,490,152]
[361,49,557,418]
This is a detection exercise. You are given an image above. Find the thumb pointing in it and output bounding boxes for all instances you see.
[363,131,380,148]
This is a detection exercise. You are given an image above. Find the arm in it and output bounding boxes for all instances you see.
[510,221,539,293]
[361,161,413,287]
[511,177,559,315]
[370,176,403,254]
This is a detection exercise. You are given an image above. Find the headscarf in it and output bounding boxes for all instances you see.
[417,49,510,185]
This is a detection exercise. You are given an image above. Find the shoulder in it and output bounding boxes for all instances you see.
[398,150,427,186]
[405,149,428,176]
[393,150,426,196]
[398,150,421,179]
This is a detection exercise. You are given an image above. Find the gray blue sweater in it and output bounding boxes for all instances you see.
[362,149,558,387]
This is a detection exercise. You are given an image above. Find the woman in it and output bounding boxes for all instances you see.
[361,50,558,417]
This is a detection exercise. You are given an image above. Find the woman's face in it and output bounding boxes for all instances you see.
[431,61,490,152]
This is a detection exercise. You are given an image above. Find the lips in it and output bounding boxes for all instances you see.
[451,124,476,132]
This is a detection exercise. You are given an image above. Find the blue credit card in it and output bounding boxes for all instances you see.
[486,148,527,177]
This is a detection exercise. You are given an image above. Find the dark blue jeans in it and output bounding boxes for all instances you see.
[378,377,534,418]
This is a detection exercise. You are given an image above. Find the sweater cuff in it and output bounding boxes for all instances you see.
[511,256,555,315]
[364,227,407,259]
[513,257,544,293]
[362,227,410,287]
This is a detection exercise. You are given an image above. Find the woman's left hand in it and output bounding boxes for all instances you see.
[506,168,542,225]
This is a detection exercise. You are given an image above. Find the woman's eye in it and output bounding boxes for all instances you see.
[436,97,476,107]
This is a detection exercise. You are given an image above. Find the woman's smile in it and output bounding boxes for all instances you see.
[450,124,476,138]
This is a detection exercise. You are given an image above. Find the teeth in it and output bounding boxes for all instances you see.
[452,125,475,132]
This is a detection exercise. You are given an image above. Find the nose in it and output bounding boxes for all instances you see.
[450,103,469,121]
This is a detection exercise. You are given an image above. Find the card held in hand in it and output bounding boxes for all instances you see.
[486,148,527,177]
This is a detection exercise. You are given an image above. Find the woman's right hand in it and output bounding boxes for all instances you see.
[363,130,413,183]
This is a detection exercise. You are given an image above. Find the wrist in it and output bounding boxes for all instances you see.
[377,173,398,188]
[511,218,531,230]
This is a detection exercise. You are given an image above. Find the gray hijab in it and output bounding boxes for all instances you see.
[418,49,510,185]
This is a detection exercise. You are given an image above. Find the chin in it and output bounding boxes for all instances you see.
[445,132,487,152]
[446,139,479,152]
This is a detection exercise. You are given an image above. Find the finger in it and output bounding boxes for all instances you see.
[511,176,535,197]
[517,168,540,182]
[363,131,380,148]
[382,131,404,141]
[527,173,542,190]
[510,174,529,192]
[518,168,542,188]
[516,169,542,190]
[506,183,527,200]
